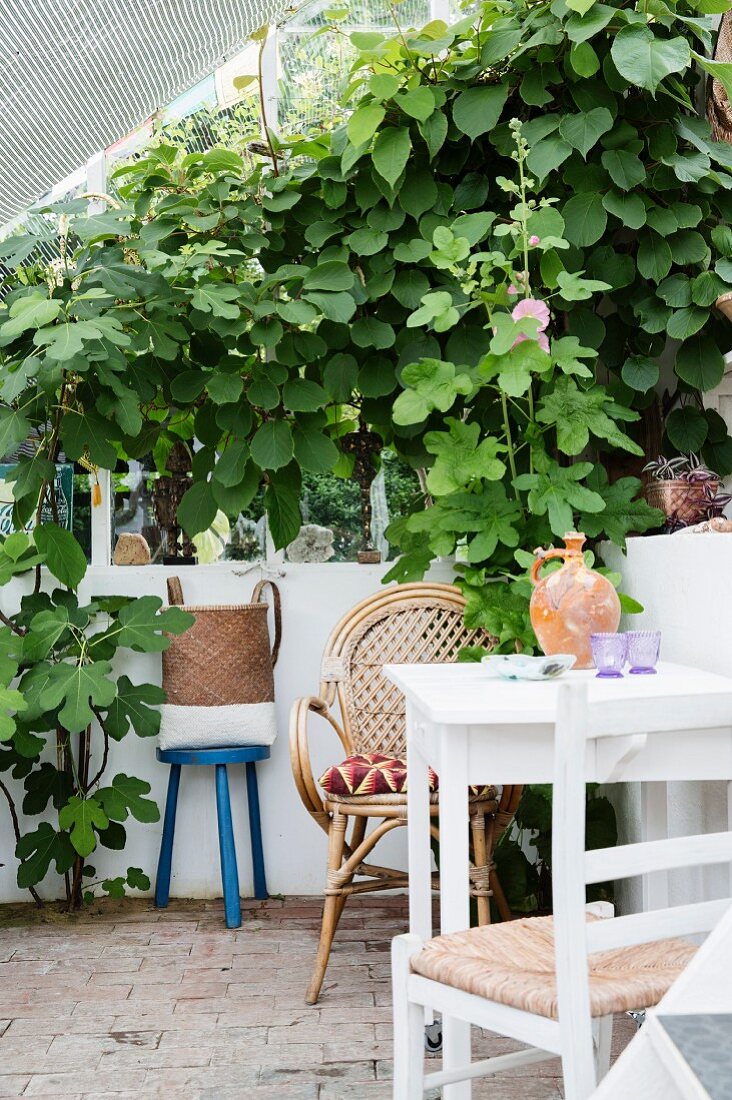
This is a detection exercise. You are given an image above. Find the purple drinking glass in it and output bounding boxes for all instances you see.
[590,633,627,678]
[625,630,661,675]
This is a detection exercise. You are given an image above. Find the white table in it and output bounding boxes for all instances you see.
[383,661,732,1100]
[592,899,732,1099]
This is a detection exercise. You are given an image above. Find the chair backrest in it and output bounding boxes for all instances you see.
[318,583,495,757]
[551,681,732,1059]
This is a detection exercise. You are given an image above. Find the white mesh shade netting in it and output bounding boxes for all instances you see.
[277,0,432,132]
[0,0,287,224]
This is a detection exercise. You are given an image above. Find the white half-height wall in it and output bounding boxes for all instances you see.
[0,560,453,902]
[605,533,732,912]
[1,537,726,908]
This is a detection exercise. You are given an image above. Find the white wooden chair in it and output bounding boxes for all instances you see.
[391,680,732,1099]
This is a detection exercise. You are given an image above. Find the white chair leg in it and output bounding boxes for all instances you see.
[589,905,614,1079]
[560,1016,597,1100]
[561,1049,597,1100]
[392,933,425,1100]
[593,1015,613,1079]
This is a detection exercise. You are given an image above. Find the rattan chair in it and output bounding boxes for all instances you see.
[289,582,522,1005]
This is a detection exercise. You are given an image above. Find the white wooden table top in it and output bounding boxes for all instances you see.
[384,661,732,726]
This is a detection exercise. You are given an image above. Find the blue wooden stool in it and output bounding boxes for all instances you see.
[155,745,270,929]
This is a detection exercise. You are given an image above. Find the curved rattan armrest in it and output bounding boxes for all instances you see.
[289,696,351,830]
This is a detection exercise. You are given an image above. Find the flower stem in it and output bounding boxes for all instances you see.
[501,391,522,506]
[528,384,535,475]
[516,130,530,294]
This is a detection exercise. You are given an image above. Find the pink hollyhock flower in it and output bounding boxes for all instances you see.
[529,234,541,246]
[512,331,550,353]
[510,298,550,354]
[508,284,519,295]
[512,297,550,331]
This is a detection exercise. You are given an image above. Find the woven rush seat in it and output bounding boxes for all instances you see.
[410,914,697,1019]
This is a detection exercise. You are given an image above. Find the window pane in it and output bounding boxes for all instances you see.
[72,471,92,562]
[285,455,422,563]
[113,460,164,563]
[111,457,266,565]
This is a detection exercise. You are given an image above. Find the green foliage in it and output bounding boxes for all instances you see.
[83,865,151,904]
[3,0,707,594]
[497,784,618,912]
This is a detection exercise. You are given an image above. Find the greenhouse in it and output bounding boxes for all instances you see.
[2,0,732,1097]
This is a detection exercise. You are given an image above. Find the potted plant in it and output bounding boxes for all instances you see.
[643,454,731,529]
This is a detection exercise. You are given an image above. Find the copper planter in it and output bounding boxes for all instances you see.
[644,479,717,527]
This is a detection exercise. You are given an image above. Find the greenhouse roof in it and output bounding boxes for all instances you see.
[0,0,287,225]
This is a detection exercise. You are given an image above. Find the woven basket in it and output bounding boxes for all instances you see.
[645,480,718,527]
[162,577,281,707]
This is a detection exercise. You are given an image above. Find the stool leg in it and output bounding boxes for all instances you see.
[215,764,241,929]
[155,764,181,909]
[246,761,268,900]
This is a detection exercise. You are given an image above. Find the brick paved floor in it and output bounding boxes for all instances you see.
[0,895,635,1099]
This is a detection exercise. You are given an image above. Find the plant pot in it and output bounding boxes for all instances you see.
[644,479,718,527]
[163,554,197,566]
[716,292,732,321]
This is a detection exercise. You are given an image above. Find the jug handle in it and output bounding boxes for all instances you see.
[530,548,566,586]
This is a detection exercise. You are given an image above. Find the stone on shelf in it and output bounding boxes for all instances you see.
[673,517,732,534]
[286,523,335,563]
[113,532,151,565]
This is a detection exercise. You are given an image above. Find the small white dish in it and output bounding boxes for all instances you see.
[480,653,576,681]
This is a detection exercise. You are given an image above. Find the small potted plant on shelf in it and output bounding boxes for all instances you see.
[643,454,731,530]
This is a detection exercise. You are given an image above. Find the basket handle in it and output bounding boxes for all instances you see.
[167,576,184,605]
[252,579,282,667]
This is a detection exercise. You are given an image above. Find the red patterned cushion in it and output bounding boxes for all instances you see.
[319,753,493,799]
[319,753,437,797]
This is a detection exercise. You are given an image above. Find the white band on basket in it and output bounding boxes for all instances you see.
[158,703,277,751]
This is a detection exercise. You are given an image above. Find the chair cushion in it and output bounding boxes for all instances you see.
[319,752,494,800]
[410,914,697,1019]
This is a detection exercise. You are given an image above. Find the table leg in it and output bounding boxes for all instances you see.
[439,725,472,1100]
[406,703,433,945]
[641,781,669,912]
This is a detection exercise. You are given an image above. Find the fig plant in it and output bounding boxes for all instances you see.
[0,527,191,907]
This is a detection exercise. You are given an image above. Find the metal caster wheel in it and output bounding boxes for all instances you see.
[425,1021,443,1054]
[627,1010,646,1029]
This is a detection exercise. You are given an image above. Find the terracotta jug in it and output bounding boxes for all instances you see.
[529,532,620,669]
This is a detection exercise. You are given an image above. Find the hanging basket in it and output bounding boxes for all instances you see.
[159,577,282,750]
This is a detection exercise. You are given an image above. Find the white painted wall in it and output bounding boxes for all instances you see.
[0,560,452,902]
[4,536,725,909]
[605,534,732,913]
